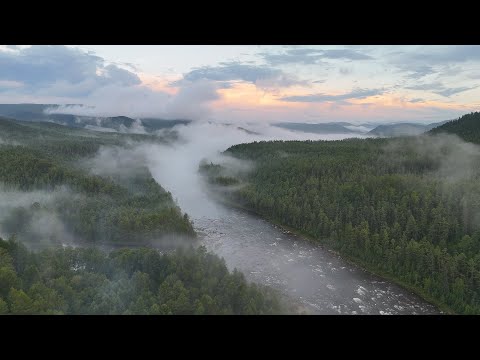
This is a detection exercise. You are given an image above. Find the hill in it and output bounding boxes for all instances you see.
[369,120,448,137]
[0,117,194,247]
[200,136,480,314]
[273,122,367,135]
[429,112,480,143]
[0,116,285,314]
[0,104,192,133]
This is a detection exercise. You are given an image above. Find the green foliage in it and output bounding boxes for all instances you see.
[0,117,284,315]
[0,298,8,314]
[0,238,283,315]
[429,111,480,144]
[0,117,195,245]
[219,137,480,314]
[198,162,240,186]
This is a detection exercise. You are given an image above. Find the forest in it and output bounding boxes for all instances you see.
[0,238,282,314]
[0,117,195,247]
[429,111,480,144]
[203,113,480,314]
[0,116,285,314]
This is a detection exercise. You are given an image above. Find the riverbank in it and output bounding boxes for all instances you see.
[207,192,453,315]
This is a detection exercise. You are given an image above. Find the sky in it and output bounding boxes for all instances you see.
[1,45,480,124]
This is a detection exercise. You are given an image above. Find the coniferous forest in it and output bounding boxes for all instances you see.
[0,117,284,314]
[203,113,480,314]
[5,45,480,317]
[4,108,480,315]
[0,238,281,314]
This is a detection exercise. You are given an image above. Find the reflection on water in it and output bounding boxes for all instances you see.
[195,206,439,315]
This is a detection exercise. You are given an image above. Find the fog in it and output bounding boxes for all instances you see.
[43,80,221,121]
[0,186,80,249]
[4,112,475,252]
[385,133,480,183]
[383,133,480,233]
[0,137,21,146]
[1,109,472,314]
[140,121,369,218]
[83,145,150,179]
[68,117,370,220]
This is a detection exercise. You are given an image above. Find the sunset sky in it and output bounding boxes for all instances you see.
[1,45,480,124]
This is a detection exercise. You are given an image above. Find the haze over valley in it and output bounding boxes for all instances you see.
[1,45,480,315]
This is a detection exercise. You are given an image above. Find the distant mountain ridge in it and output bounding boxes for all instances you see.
[273,122,368,134]
[368,120,449,137]
[0,104,191,133]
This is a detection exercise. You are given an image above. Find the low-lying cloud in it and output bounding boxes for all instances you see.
[0,186,80,248]
[142,121,369,219]
[44,80,221,120]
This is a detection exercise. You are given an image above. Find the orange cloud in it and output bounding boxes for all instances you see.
[213,82,309,111]
[136,72,478,123]
[138,72,178,95]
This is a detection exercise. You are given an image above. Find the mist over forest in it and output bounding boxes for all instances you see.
[1,45,480,315]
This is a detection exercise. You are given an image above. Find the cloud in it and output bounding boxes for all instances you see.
[262,48,372,65]
[315,49,372,60]
[408,45,480,64]
[0,45,140,96]
[279,88,384,103]
[403,65,435,79]
[163,80,221,120]
[0,80,23,91]
[406,81,478,97]
[391,46,480,79]
[181,62,305,88]
[102,64,141,86]
[145,121,369,219]
[46,79,220,120]
[405,82,444,91]
[409,98,425,103]
[0,46,220,120]
[434,86,478,97]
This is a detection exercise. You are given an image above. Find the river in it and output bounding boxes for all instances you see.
[193,203,439,315]
[145,134,440,315]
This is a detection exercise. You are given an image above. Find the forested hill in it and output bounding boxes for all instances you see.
[0,117,286,315]
[0,104,192,133]
[429,112,480,144]
[0,116,172,159]
[206,136,480,314]
[0,117,195,247]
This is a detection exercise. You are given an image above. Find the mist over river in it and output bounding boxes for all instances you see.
[149,169,439,314]
[145,124,440,314]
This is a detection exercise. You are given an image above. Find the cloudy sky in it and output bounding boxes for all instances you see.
[1,45,480,124]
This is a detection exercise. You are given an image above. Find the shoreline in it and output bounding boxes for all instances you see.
[207,192,454,315]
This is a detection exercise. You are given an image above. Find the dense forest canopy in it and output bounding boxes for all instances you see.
[4,109,480,315]
[0,117,195,248]
[201,118,480,314]
[0,238,282,314]
[0,116,285,314]
[429,112,480,144]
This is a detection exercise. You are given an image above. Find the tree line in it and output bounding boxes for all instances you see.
[208,135,480,314]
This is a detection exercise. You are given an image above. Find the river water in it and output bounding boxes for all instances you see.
[193,204,439,315]
[145,135,440,315]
